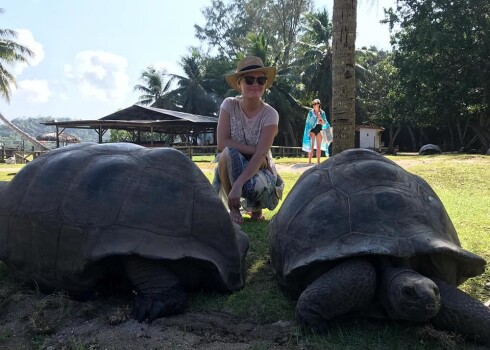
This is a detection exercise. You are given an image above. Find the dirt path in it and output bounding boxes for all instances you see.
[275,163,316,174]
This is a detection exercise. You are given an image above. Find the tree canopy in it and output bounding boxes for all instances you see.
[383,0,489,151]
[130,0,490,153]
[0,8,34,102]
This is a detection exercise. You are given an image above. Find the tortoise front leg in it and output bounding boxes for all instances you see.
[123,255,187,323]
[296,258,376,331]
[431,278,490,346]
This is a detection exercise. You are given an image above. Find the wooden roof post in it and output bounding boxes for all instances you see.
[151,126,154,147]
[56,126,60,148]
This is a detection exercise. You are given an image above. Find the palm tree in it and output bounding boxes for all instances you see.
[166,53,219,116]
[0,8,34,102]
[331,0,357,154]
[133,66,175,109]
[0,9,47,151]
[297,9,334,115]
[244,33,307,147]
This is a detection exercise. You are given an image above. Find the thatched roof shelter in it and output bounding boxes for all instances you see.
[36,132,80,143]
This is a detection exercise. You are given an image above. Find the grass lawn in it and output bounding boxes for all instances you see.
[1,153,489,349]
[192,153,490,349]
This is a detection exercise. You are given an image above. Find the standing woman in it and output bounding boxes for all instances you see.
[301,98,330,164]
[213,56,284,224]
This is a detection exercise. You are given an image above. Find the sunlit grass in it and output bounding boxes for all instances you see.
[192,153,490,349]
[0,163,23,181]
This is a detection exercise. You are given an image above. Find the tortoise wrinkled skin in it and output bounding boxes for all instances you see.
[269,148,489,345]
[0,143,249,319]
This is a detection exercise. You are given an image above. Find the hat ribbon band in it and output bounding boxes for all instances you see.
[239,65,263,72]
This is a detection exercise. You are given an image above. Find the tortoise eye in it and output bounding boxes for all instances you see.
[402,286,417,298]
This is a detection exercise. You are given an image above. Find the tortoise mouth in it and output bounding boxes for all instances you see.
[396,300,440,321]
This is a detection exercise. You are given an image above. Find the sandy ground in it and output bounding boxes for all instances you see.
[276,163,317,173]
[0,284,298,349]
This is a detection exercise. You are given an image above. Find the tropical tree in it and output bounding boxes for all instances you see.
[299,8,332,46]
[133,66,175,109]
[331,0,357,154]
[355,47,391,125]
[296,8,333,114]
[265,0,313,67]
[0,9,47,151]
[385,0,490,152]
[0,9,34,102]
[195,0,313,67]
[166,52,220,116]
[245,33,308,147]
[359,54,404,153]
[194,0,253,59]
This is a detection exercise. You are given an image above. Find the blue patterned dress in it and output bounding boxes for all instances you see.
[212,97,284,212]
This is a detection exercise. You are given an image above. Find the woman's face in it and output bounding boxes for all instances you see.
[312,102,320,111]
[238,71,267,98]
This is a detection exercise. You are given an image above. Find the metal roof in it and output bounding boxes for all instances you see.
[99,104,218,124]
[40,104,218,147]
[41,104,218,135]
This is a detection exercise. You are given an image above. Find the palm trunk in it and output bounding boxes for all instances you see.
[331,0,357,155]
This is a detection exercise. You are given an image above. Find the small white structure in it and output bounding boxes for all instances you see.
[356,126,384,151]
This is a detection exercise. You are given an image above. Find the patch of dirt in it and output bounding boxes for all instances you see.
[0,283,299,350]
[275,163,316,174]
[0,167,21,172]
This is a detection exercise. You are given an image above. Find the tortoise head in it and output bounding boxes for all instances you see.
[383,268,441,321]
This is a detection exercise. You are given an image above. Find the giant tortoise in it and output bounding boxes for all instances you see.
[419,143,442,155]
[0,143,249,322]
[269,148,489,345]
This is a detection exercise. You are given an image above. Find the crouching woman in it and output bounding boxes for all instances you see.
[212,56,284,224]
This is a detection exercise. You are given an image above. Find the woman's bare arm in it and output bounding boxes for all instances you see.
[216,109,255,156]
[227,124,278,209]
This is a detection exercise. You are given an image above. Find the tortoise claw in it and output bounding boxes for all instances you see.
[133,296,168,323]
[148,301,165,323]
[134,295,153,323]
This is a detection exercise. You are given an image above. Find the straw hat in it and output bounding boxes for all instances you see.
[225,56,277,91]
[312,98,321,105]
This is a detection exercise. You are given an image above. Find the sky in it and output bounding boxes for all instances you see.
[0,0,396,122]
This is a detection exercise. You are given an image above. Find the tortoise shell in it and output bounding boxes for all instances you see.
[419,144,442,155]
[0,143,248,294]
[269,149,485,296]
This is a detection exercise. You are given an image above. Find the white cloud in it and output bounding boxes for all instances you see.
[64,50,130,102]
[12,29,45,76]
[16,79,52,103]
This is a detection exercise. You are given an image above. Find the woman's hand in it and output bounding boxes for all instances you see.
[228,184,243,209]
[259,155,269,170]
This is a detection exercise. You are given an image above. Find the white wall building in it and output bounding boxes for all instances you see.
[356,126,384,151]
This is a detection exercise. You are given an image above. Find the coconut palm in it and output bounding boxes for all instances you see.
[0,9,46,151]
[133,66,175,109]
[296,9,334,114]
[0,8,34,102]
[167,53,220,116]
[243,33,307,147]
[300,9,332,47]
